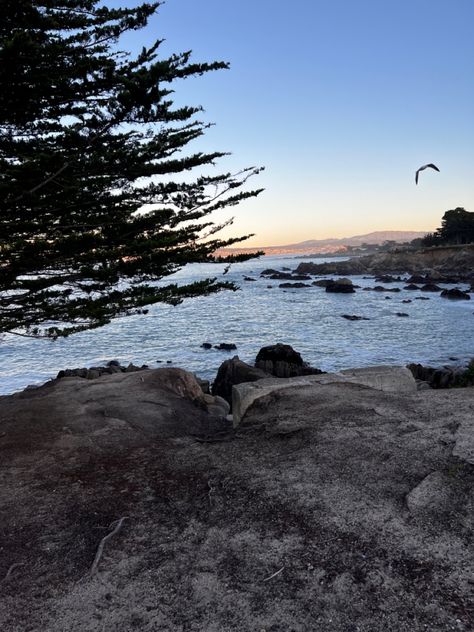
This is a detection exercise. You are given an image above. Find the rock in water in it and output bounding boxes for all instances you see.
[440,288,471,300]
[255,343,323,378]
[325,278,356,293]
[279,282,311,288]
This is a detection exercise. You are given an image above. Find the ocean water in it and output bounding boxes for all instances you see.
[1,254,473,395]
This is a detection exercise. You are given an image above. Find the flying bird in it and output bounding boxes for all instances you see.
[415,163,440,185]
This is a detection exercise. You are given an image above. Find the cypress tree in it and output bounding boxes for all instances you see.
[0,0,263,338]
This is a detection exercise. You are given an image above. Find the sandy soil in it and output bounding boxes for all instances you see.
[0,373,473,631]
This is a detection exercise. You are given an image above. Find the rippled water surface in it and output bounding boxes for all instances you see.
[1,255,473,394]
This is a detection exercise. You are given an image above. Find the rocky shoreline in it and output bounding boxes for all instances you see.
[293,243,474,282]
[50,342,474,399]
[1,347,473,631]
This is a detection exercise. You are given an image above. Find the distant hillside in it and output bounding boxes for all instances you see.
[216,231,428,256]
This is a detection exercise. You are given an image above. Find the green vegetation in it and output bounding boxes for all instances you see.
[422,208,474,247]
[0,1,263,338]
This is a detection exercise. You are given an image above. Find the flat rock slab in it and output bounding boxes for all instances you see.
[232,365,417,425]
[0,371,473,632]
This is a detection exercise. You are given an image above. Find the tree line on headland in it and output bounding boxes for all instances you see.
[421,208,474,247]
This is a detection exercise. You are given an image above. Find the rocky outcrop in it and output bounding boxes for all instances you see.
[211,356,269,407]
[214,342,238,351]
[407,361,474,388]
[261,269,311,281]
[295,243,474,279]
[279,282,311,288]
[255,343,323,378]
[325,278,356,293]
[57,361,147,380]
[0,369,230,452]
[440,288,471,300]
[420,283,443,292]
[232,366,418,427]
[1,365,473,632]
[341,314,370,321]
[311,279,332,287]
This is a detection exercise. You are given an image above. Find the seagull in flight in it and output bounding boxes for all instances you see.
[415,163,440,185]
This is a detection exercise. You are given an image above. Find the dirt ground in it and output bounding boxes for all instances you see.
[0,373,473,631]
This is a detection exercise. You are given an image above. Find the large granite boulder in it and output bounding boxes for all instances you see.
[211,356,269,407]
[0,368,230,454]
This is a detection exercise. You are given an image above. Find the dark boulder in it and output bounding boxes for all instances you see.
[279,282,311,288]
[407,361,474,389]
[440,288,471,300]
[270,273,311,280]
[57,362,147,380]
[326,278,355,293]
[255,343,323,378]
[420,283,443,292]
[372,286,400,292]
[269,272,296,280]
[260,268,280,276]
[243,276,256,281]
[211,356,269,407]
[375,275,399,283]
[341,314,370,321]
[395,312,409,317]
[312,279,332,287]
[201,342,212,349]
[404,284,420,290]
[402,299,412,304]
[214,343,238,351]
[406,275,426,284]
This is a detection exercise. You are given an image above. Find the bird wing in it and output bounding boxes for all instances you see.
[415,163,440,184]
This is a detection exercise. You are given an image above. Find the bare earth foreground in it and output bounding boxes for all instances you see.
[0,368,473,631]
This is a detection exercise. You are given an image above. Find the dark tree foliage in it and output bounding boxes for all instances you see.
[0,0,263,338]
[421,208,474,247]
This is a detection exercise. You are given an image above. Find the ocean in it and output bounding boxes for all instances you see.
[0,254,473,395]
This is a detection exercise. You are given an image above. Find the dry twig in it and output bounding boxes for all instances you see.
[90,517,128,575]
[1,562,25,583]
[263,566,284,582]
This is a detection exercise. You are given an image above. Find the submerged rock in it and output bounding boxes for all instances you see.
[341,314,370,321]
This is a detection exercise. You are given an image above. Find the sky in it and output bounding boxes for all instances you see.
[108,0,474,246]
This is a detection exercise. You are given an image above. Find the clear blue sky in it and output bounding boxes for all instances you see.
[108,0,474,245]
